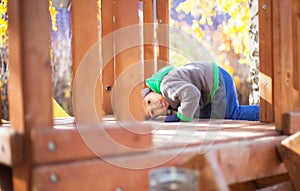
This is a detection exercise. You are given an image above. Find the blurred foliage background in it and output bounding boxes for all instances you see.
[169,0,259,105]
[0,0,258,119]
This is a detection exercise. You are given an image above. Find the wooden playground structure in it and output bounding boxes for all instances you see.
[1,0,300,190]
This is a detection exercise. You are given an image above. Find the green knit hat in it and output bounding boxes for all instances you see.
[146,66,175,94]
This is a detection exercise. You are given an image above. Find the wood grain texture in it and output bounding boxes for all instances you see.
[32,135,286,191]
[101,0,114,114]
[31,122,153,165]
[71,0,103,120]
[156,0,169,70]
[277,132,300,190]
[7,0,52,190]
[259,0,274,122]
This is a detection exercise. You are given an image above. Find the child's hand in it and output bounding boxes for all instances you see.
[164,114,180,122]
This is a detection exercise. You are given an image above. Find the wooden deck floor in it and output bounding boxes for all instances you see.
[0,116,289,191]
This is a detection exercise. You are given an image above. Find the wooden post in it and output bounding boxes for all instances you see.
[7,0,53,190]
[259,0,274,122]
[178,153,230,191]
[296,0,300,114]
[113,0,143,121]
[71,0,103,120]
[143,0,155,81]
[272,0,295,130]
[101,0,114,115]
[156,0,169,69]
[282,112,300,135]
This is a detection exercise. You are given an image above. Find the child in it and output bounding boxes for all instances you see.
[142,62,259,122]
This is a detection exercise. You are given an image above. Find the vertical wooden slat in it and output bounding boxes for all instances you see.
[113,0,143,121]
[295,0,300,111]
[7,0,53,132]
[272,0,295,130]
[101,0,114,114]
[293,0,299,111]
[156,0,169,69]
[71,0,103,120]
[143,0,155,81]
[7,0,52,190]
[259,0,274,122]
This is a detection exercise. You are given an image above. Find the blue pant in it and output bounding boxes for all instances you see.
[200,67,260,121]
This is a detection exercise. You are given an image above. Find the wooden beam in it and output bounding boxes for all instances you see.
[277,132,300,190]
[156,0,169,69]
[143,0,155,81]
[33,158,151,191]
[101,0,114,114]
[7,0,53,133]
[31,123,152,165]
[293,0,300,111]
[282,112,300,135]
[230,173,290,191]
[0,127,23,166]
[7,0,53,190]
[113,0,143,121]
[71,0,103,120]
[255,181,294,191]
[178,153,230,191]
[259,20,274,122]
[272,0,295,130]
[32,135,286,190]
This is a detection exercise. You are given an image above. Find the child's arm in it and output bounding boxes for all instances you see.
[163,81,201,122]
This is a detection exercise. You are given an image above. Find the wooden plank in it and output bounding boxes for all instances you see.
[259,0,274,122]
[7,0,53,190]
[211,136,286,184]
[33,159,150,191]
[0,127,24,166]
[293,0,300,111]
[297,0,300,113]
[32,135,287,191]
[282,112,300,135]
[230,173,289,190]
[113,0,143,121]
[156,0,169,69]
[277,132,300,190]
[272,0,295,130]
[152,122,279,149]
[143,0,155,81]
[0,165,12,191]
[31,123,152,165]
[7,0,53,132]
[101,0,114,114]
[255,181,294,191]
[178,153,230,191]
[71,0,103,120]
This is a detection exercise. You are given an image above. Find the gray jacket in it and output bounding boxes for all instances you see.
[146,62,226,121]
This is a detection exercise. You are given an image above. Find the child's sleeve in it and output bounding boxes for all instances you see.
[163,80,200,122]
[176,84,201,122]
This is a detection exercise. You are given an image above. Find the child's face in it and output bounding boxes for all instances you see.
[143,92,169,118]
